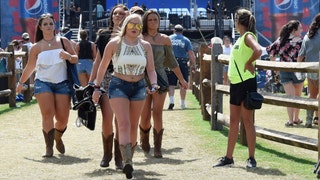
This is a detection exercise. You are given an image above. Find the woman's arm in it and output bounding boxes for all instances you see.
[89,49,101,83]
[144,42,157,86]
[16,45,38,93]
[61,37,78,64]
[244,33,262,74]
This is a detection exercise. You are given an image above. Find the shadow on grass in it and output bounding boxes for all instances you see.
[0,99,37,114]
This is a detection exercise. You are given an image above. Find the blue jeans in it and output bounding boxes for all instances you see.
[108,76,146,101]
[77,59,93,74]
[34,79,71,95]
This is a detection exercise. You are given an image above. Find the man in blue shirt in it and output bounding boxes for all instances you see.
[167,24,196,110]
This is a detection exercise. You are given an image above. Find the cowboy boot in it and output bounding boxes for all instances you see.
[139,125,151,154]
[131,142,137,158]
[114,138,123,170]
[153,128,164,158]
[120,143,134,179]
[100,133,114,167]
[54,127,67,154]
[42,129,54,157]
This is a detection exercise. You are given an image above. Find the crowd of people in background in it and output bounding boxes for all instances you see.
[0,1,318,179]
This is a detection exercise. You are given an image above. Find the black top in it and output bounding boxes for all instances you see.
[78,40,93,59]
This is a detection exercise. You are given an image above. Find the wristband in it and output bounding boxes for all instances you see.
[88,82,95,86]
[93,85,100,89]
[17,81,24,86]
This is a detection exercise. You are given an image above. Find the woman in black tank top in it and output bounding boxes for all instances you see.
[75,30,96,86]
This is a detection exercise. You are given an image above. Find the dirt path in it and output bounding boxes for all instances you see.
[0,91,311,180]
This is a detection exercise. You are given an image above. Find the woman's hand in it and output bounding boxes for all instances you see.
[59,50,71,61]
[146,84,159,94]
[179,79,189,89]
[244,62,255,75]
[16,82,23,94]
[92,90,101,104]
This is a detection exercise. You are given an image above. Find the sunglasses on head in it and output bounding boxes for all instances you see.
[127,22,142,31]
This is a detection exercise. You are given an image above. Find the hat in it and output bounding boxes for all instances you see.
[130,6,144,15]
[21,32,30,40]
[174,24,183,32]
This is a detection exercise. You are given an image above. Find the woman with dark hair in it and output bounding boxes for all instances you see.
[213,8,262,168]
[139,10,188,158]
[75,29,96,86]
[297,13,320,127]
[89,4,128,169]
[267,20,304,127]
[16,13,78,157]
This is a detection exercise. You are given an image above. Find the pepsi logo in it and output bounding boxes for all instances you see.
[274,0,292,10]
[25,0,43,15]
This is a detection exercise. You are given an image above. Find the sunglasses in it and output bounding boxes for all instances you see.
[127,22,142,31]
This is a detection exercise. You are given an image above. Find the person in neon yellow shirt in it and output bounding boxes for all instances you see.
[213,8,262,169]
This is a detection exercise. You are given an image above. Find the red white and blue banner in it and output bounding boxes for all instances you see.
[1,0,59,48]
[255,0,319,47]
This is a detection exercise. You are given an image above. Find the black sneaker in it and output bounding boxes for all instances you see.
[246,157,257,168]
[212,156,234,167]
[168,103,174,110]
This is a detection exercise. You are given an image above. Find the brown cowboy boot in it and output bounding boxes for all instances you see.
[114,138,123,170]
[100,133,114,167]
[54,127,66,154]
[120,143,133,179]
[139,125,151,154]
[42,129,54,157]
[153,128,164,158]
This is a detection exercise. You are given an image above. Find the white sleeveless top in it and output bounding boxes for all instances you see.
[112,40,146,75]
[35,49,67,83]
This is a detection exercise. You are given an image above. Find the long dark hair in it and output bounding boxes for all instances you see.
[141,10,160,35]
[236,8,256,35]
[108,4,128,31]
[308,13,320,39]
[35,13,56,42]
[279,20,300,47]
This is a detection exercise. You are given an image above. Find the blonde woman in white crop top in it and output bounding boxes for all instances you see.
[92,14,157,179]
[16,13,78,158]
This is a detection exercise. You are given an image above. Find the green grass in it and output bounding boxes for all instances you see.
[0,99,37,115]
[184,91,318,179]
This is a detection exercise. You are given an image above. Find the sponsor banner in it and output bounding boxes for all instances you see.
[255,0,319,47]
[1,0,59,48]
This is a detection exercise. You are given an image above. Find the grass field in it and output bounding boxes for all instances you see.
[184,92,319,179]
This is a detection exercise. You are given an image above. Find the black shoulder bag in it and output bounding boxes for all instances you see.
[234,60,264,110]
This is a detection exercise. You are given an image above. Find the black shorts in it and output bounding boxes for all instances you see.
[167,59,189,86]
[229,77,257,106]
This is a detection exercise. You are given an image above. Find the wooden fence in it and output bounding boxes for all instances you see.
[190,41,320,158]
[0,45,32,107]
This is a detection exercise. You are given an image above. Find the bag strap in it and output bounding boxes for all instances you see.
[233,60,243,82]
[60,37,66,50]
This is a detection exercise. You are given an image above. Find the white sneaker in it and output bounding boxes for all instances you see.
[181,104,186,109]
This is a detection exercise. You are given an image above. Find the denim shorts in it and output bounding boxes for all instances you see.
[279,71,305,84]
[167,60,189,86]
[77,59,93,74]
[108,76,146,101]
[34,79,71,95]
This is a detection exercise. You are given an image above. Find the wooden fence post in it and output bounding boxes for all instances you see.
[7,45,16,107]
[211,42,223,130]
[21,45,32,102]
[199,43,211,120]
[318,59,320,160]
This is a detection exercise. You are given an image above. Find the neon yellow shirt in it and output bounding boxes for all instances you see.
[228,32,257,84]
